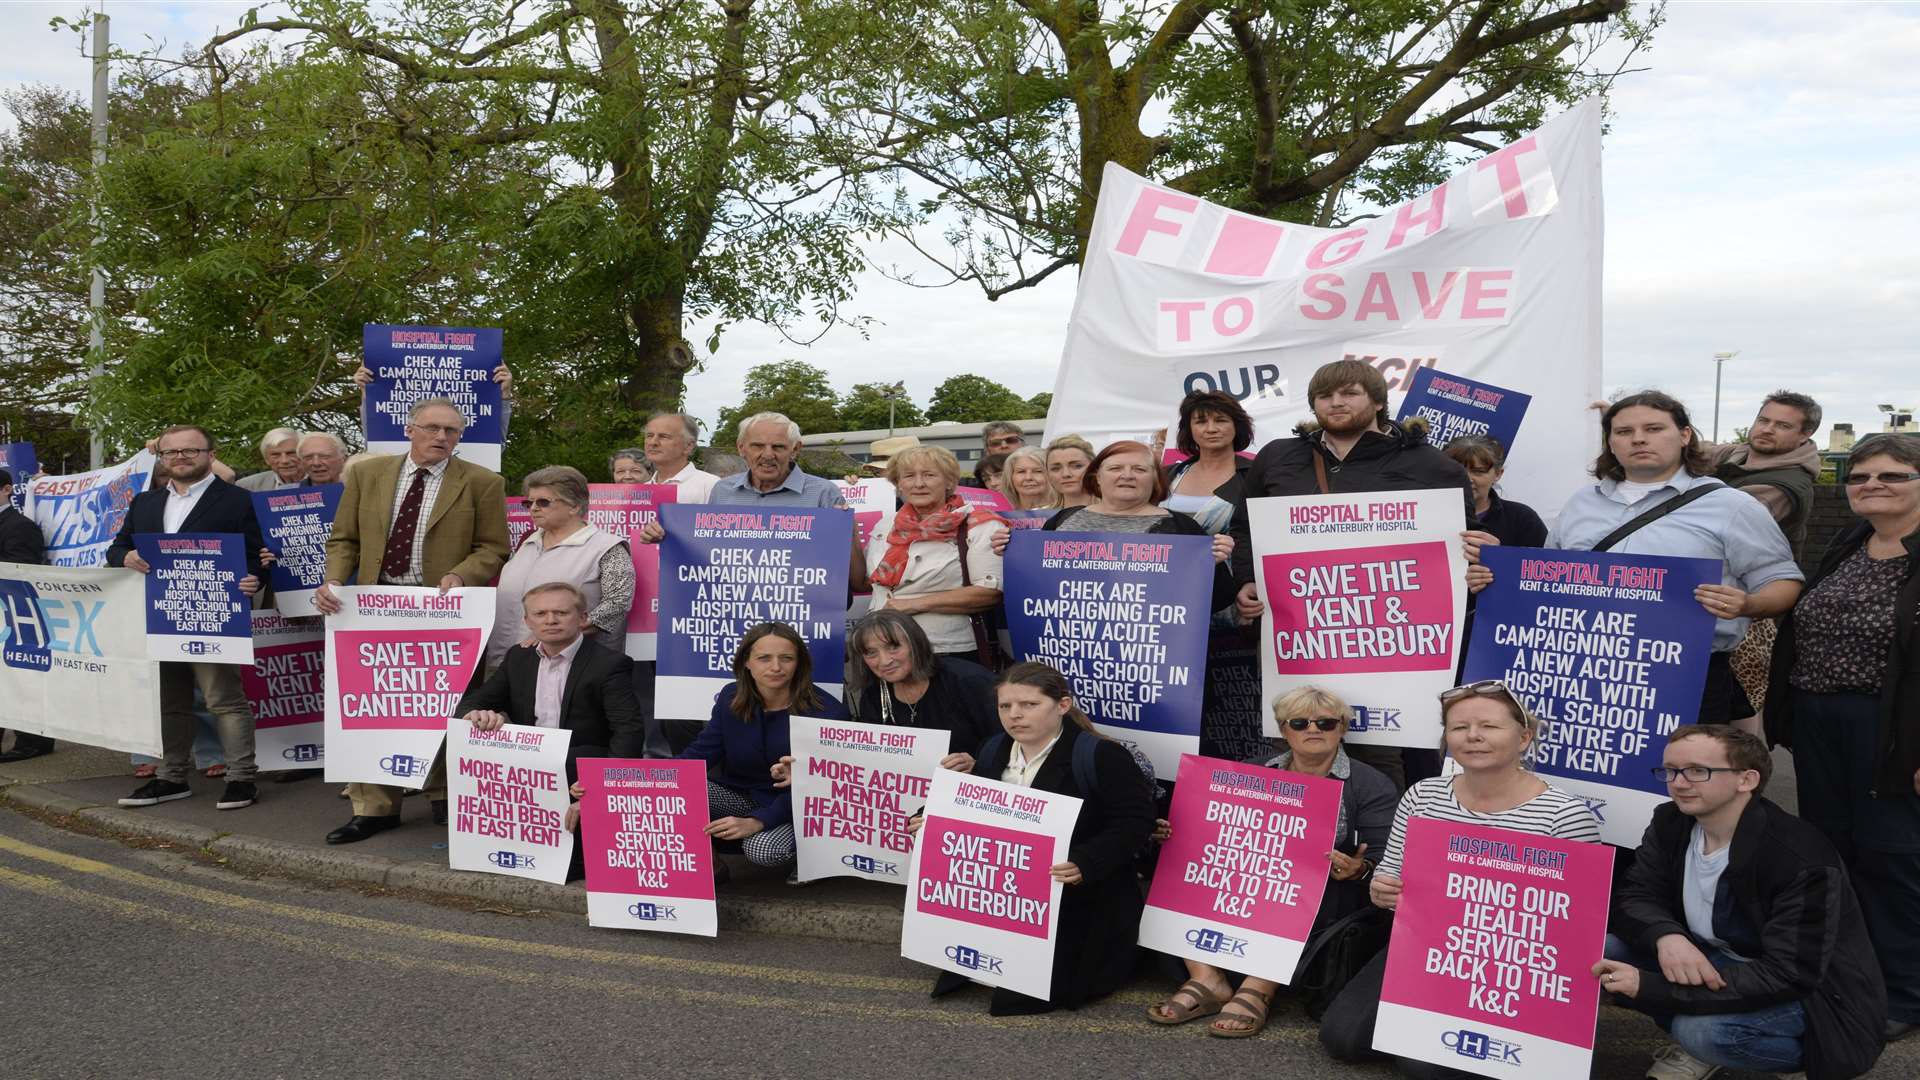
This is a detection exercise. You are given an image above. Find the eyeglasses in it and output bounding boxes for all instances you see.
[526,497,566,510]
[1439,679,1510,704]
[1285,717,1345,732]
[1651,765,1746,783]
[410,423,464,437]
[156,448,210,459]
[1843,471,1920,487]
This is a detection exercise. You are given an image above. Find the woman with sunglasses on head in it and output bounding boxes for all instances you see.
[488,465,634,671]
[1765,433,1920,1042]
[1318,680,1601,1076]
[1147,686,1398,1038]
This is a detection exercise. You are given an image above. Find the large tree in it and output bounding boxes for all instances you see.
[713,360,842,445]
[837,381,926,432]
[926,373,1041,424]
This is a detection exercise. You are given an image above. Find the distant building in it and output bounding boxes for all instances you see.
[1829,424,1855,453]
[806,418,1047,465]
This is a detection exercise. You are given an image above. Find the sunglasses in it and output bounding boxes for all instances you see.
[1286,717,1345,732]
[527,497,565,509]
[1439,679,1512,704]
[1843,471,1919,487]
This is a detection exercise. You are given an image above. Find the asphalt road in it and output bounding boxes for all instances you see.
[0,806,1908,1080]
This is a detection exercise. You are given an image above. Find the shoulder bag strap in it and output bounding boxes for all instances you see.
[1591,482,1723,553]
[1312,448,1331,495]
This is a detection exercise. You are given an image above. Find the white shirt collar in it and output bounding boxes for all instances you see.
[1009,732,1062,770]
[538,635,585,662]
[168,472,218,499]
[403,454,451,478]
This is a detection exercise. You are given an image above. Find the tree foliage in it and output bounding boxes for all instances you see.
[838,381,926,432]
[713,360,843,446]
[927,374,1042,424]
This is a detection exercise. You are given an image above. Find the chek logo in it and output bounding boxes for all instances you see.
[1578,795,1608,823]
[280,744,324,763]
[842,854,899,877]
[378,754,431,778]
[1442,1029,1522,1066]
[487,851,535,870]
[945,945,1004,974]
[627,902,678,922]
[180,640,222,656]
[1184,927,1249,957]
[1349,705,1402,732]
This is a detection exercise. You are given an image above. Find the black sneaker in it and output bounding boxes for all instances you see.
[215,781,257,810]
[119,779,192,807]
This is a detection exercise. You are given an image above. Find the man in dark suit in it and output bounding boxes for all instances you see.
[104,425,267,810]
[0,468,55,763]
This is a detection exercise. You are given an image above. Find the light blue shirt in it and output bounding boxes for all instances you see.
[710,466,848,509]
[1548,471,1803,651]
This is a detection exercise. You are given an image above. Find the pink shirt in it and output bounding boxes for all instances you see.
[533,636,584,729]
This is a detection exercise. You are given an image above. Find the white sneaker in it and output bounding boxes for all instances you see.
[1645,1043,1721,1080]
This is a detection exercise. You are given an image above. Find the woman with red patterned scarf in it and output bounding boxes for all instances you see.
[864,445,1008,662]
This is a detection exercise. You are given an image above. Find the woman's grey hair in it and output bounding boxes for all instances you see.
[1847,432,1920,477]
[609,448,647,472]
[521,464,591,510]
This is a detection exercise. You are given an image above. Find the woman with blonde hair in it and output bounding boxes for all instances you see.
[864,444,1007,661]
[999,445,1059,510]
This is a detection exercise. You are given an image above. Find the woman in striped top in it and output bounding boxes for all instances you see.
[1319,680,1601,1072]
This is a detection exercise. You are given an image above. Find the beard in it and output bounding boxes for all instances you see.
[1315,405,1380,435]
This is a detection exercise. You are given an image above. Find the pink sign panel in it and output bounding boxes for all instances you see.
[504,496,533,553]
[1262,539,1455,675]
[579,757,717,936]
[955,486,1011,511]
[331,627,484,731]
[915,814,1055,940]
[588,483,677,648]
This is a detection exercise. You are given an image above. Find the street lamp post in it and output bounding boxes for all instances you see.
[1711,351,1738,442]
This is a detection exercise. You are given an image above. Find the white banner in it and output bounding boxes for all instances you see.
[322,586,495,787]
[1250,490,1467,749]
[0,563,162,755]
[447,719,573,885]
[791,717,949,884]
[1044,100,1602,523]
[244,610,327,769]
[902,768,1081,1001]
[22,450,156,567]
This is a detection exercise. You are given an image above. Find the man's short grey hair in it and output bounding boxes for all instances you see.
[408,397,469,425]
[297,431,348,455]
[647,412,701,443]
[737,411,802,446]
[1762,390,1822,436]
[259,427,301,454]
[982,421,1024,441]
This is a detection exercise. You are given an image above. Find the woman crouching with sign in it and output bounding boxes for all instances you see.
[915,662,1157,1015]
[1317,680,1600,1074]
[678,623,848,881]
[1146,686,1398,1036]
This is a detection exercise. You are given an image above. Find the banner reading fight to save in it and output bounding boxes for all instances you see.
[447,719,573,885]
[903,768,1081,1001]
[1374,819,1612,1078]
[243,611,326,769]
[1003,530,1212,777]
[586,483,675,660]
[135,533,252,664]
[0,443,36,508]
[362,324,505,471]
[1044,100,1601,523]
[1140,754,1343,981]
[580,757,717,937]
[254,484,343,617]
[0,563,162,755]
[791,717,948,885]
[23,451,155,567]
[1250,490,1467,748]
[655,503,851,720]
[322,586,494,787]
[1394,367,1532,455]
[1463,547,1720,845]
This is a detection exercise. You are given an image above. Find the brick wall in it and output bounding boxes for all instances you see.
[1799,485,1858,574]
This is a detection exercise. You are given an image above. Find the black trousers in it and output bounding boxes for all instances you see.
[2,729,54,754]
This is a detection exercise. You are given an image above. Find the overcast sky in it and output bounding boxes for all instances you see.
[6,1,1915,444]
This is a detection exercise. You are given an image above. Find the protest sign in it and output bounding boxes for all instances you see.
[1394,367,1532,455]
[903,768,1081,1000]
[504,496,534,552]
[1140,754,1343,981]
[1044,100,1601,523]
[1463,547,1720,845]
[655,503,851,719]
[243,610,326,769]
[1250,490,1467,748]
[956,486,1011,511]
[1374,819,1612,1078]
[322,586,494,787]
[23,450,155,567]
[586,484,675,660]
[135,533,252,664]
[362,324,505,471]
[1199,631,1267,763]
[0,563,162,755]
[447,719,574,885]
[1003,530,1212,777]
[579,757,717,936]
[1000,509,1052,531]
[0,442,35,508]
[834,477,897,550]
[791,717,949,884]
[254,484,343,616]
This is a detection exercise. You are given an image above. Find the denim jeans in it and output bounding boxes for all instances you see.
[1604,933,1806,1073]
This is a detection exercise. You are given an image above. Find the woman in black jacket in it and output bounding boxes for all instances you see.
[847,609,998,767]
[929,661,1158,1016]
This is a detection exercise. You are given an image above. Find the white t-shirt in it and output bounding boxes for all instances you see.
[1683,823,1744,958]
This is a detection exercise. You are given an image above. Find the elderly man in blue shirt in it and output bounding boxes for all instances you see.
[1471,390,1803,728]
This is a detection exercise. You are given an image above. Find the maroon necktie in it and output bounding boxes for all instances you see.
[379,467,429,582]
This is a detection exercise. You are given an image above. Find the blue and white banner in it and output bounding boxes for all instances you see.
[135,533,253,664]
[0,563,162,755]
[0,442,36,508]
[1003,530,1212,778]
[1393,366,1532,455]
[1462,547,1720,846]
[253,484,343,617]
[22,450,155,567]
[362,325,505,471]
[655,504,851,720]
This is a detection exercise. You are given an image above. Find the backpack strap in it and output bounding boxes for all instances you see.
[979,732,1008,774]
[1591,481,1724,553]
[1072,730,1100,797]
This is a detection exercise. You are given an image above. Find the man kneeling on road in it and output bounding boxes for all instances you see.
[1593,725,1886,1080]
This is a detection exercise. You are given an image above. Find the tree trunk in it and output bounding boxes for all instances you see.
[620,290,697,416]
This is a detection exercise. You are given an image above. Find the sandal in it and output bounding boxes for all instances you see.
[204,764,227,778]
[1208,987,1273,1039]
[133,763,157,779]
[1146,978,1227,1025]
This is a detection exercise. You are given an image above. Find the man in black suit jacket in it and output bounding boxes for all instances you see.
[104,425,267,812]
[0,468,55,762]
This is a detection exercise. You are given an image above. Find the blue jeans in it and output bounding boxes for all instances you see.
[1604,934,1806,1073]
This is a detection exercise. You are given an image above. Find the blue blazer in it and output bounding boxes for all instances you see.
[678,683,848,828]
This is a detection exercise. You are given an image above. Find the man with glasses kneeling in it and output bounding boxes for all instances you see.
[1594,725,1886,1080]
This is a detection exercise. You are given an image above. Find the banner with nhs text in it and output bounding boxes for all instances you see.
[1463,548,1720,846]
[322,586,495,787]
[243,611,326,769]
[580,758,717,937]
[1003,530,1212,779]
[447,719,574,885]
[1043,101,1601,522]
[1374,819,1612,1078]
[655,504,851,720]
[792,717,949,885]
[1250,490,1468,749]
[362,324,505,471]
[0,563,162,755]
[22,451,155,567]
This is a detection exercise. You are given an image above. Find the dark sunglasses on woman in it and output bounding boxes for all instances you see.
[1286,716,1345,732]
